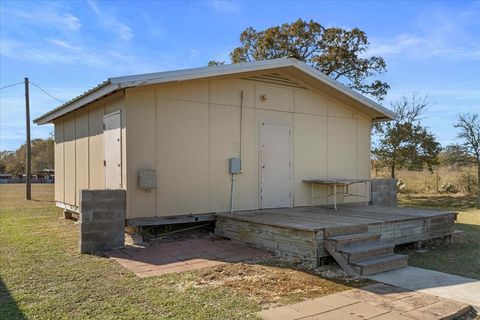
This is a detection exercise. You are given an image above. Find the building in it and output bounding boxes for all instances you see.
[34,58,395,227]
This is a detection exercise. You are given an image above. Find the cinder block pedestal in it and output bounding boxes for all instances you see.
[371,179,397,207]
[79,189,126,254]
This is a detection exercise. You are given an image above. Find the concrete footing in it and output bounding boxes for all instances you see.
[79,189,126,254]
[371,179,397,207]
[63,210,73,220]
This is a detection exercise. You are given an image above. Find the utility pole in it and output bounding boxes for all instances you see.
[25,77,31,200]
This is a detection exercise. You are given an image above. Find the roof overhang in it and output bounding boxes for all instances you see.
[34,58,396,125]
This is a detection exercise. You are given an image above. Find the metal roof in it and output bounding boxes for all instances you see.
[34,58,396,124]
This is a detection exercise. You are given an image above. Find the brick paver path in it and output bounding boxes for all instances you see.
[258,283,472,320]
[105,239,271,277]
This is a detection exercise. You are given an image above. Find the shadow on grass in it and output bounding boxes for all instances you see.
[31,198,56,203]
[0,278,26,320]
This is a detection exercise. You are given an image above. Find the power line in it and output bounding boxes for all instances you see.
[0,81,24,90]
[30,81,65,104]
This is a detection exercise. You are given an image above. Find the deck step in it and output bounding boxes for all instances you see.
[325,227,408,276]
[326,232,381,248]
[351,254,408,276]
[324,224,369,237]
[338,242,394,263]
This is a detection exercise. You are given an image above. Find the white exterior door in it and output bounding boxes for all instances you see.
[104,111,122,189]
[259,123,292,209]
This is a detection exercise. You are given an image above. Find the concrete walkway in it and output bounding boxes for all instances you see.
[258,283,472,320]
[368,267,480,309]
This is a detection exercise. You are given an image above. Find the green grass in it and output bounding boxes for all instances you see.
[398,194,480,279]
[3,184,479,319]
[0,184,353,320]
[0,185,260,320]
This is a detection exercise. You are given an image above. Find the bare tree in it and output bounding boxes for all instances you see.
[455,113,480,208]
[372,94,441,179]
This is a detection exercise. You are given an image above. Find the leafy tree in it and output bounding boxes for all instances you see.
[207,60,225,66]
[230,19,389,100]
[31,137,54,171]
[1,137,54,176]
[0,151,13,174]
[5,146,25,176]
[372,94,441,178]
[454,113,480,208]
[439,144,475,168]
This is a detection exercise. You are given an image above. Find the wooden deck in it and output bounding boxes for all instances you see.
[215,204,457,266]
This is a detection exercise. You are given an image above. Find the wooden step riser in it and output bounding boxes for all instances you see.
[357,256,408,276]
[329,235,381,250]
[323,242,359,276]
[345,247,394,263]
[324,224,369,237]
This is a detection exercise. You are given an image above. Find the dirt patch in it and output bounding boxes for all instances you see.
[195,262,355,307]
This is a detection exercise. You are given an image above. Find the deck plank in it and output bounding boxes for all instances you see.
[217,204,455,231]
[216,204,457,265]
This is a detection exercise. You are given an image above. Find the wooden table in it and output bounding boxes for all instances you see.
[303,178,370,210]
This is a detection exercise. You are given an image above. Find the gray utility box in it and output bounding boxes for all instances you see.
[138,169,156,191]
[229,158,241,174]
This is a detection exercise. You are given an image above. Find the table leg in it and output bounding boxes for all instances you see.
[334,184,337,210]
[311,183,314,207]
[365,181,368,207]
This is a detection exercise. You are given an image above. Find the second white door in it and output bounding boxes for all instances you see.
[104,111,122,189]
[260,123,292,209]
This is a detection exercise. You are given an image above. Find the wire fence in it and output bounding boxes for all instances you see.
[0,178,53,184]
[372,166,478,195]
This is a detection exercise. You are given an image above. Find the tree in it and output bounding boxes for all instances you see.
[230,19,389,100]
[454,113,480,208]
[439,144,475,168]
[0,151,13,174]
[1,137,54,176]
[207,60,225,66]
[31,137,54,171]
[372,94,441,179]
[5,146,25,176]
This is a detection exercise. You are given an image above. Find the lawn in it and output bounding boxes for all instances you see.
[398,193,480,279]
[2,184,478,319]
[0,184,357,320]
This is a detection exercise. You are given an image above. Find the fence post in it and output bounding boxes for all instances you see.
[467,172,472,195]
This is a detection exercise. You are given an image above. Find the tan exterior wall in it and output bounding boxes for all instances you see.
[53,94,126,207]
[53,74,372,218]
[125,76,372,219]
[54,122,64,202]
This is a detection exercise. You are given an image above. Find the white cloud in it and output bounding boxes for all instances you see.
[86,0,134,41]
[367,7,480,60]
[210,0,240,13]
[3,6,82,31]
[141,12,166,38]
[368,32,480,60]
[86,0,100,14]
[48,39,81,51]
[189,48,200,59]
[368,34,422,56]
[1,38,107,67]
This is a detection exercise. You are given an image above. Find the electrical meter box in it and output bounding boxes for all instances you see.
[229,158,241,174]
[138,169,156,191]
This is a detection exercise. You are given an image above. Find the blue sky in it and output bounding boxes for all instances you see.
[1,0,479,151]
